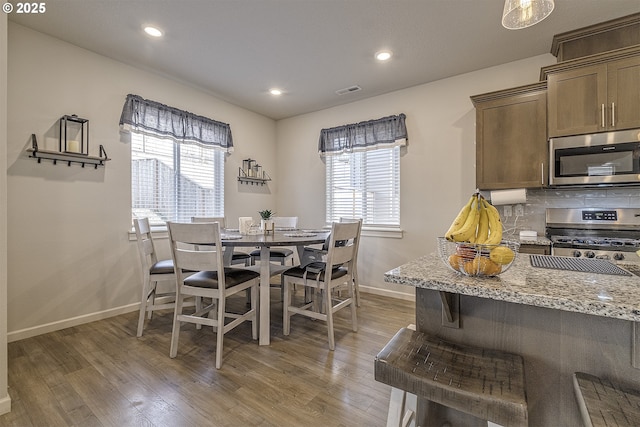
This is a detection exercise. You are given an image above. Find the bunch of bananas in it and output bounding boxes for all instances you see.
[445,193,503,245]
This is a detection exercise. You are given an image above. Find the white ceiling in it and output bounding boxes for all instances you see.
[9,0,640,120]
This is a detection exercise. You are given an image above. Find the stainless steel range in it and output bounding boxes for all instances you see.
[546,208,640,266]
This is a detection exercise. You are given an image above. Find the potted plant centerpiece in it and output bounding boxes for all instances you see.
[259,209,275,234]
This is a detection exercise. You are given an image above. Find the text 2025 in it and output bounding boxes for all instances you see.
[16,2,46,13]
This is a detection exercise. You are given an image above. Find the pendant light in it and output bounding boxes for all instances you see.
[502,0,555,30]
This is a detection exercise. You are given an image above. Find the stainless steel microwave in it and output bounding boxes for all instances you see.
[549,129,640,186]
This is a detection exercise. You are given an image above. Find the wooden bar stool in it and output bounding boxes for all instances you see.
[573,372,640,427]
[375,327,528,427]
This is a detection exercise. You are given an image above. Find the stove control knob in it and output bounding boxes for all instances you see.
[571,250,582,258]
[585,251,595,258]
[596,254,610,260]
[613,253,625,261]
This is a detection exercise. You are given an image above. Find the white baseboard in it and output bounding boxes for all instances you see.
[360,285,415,301]
[8,303,140,343]
[0,395,11,415]
[7,287,412,343]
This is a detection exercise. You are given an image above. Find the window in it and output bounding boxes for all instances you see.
[326,145,400,226]
[319,114,406,228]
[120,94,232,227]
[131,132,224,226]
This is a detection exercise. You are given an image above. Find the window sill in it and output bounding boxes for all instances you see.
[128,227,169,241]
[362,226,403,239]
[323,225,403,239]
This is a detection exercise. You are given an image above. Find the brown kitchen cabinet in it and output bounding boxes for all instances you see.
[545,50,640,138]
[471,82,547,190]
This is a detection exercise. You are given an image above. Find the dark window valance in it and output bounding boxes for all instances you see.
[318,113,407,156]
[119,94,233,152]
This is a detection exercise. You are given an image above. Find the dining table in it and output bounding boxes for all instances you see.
[220,229,330,345]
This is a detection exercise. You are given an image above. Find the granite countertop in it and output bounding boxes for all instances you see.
[517,236,551,246]
[385,253,640,322]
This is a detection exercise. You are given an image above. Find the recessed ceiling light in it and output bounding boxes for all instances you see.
[375,50,392,61]
[144,26,163,38]
[269,88,282,96]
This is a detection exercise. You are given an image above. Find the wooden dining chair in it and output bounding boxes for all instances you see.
[133,217,178,337]
[167,221,259,369]
[282,220,361,350]
[191,216,252,266]
[250,216,299,266]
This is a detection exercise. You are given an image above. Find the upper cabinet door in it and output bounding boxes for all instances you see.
[547,63,607,137]
[607,56,640,132]
[547,54,640,138]
[472,84,548,190]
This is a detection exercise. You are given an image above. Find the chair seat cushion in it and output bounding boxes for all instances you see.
[150,259,174,275]
[184,268,259,289]
[250,248,294,258]
[282,263,348,282]
[232,251,251,260]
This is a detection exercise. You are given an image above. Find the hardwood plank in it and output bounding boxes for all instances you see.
[0,293,414,426]
[5,355,72,426]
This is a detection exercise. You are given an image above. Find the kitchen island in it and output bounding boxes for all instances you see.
[384,253,640,426]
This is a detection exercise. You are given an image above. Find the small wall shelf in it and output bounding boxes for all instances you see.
[27,134,110,168]
[238,158,271,185]
[238,175,272,185]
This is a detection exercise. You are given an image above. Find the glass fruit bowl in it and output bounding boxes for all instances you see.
[437,237,520,277]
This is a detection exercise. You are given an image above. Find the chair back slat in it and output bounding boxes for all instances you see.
[191,216,226,228]
[273,216,298,229]
[136,217,152,234]
[174,248,221,272]
[331,245,355,267]
[140,238,154,257]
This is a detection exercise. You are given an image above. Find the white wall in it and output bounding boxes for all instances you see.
[6,23,277,339]
[1,10,11,416]
[276,54,556,298]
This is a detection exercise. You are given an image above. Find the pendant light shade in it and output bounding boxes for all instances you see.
[502,0,555,30]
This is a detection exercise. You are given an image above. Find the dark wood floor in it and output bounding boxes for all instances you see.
[0,290,414,427]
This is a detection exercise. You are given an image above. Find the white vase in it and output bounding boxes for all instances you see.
[261,219,274,234]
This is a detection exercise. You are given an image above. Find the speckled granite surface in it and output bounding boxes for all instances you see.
[385,253,640,322]
[517,236,551,246]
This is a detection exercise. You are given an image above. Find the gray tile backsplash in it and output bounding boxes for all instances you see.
[494,187,640,239]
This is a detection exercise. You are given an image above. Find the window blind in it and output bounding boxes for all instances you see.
[326,146,400,226]
[131,132,224,226]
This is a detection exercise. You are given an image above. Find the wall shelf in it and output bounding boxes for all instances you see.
[238,158,271,185]
[27,134,110,168]
[238,175,271,185]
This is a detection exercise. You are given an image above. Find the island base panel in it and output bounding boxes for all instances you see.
[415,287,638,426]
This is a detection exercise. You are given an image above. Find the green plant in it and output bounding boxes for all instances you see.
[258,209,274,220]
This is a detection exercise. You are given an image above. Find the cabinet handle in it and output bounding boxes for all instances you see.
[601,104,606,128]
[611,102,616,127]
[541,162,544,185]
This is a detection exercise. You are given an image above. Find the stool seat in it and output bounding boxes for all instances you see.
[573,372,640,427]
[375,327,528,427]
